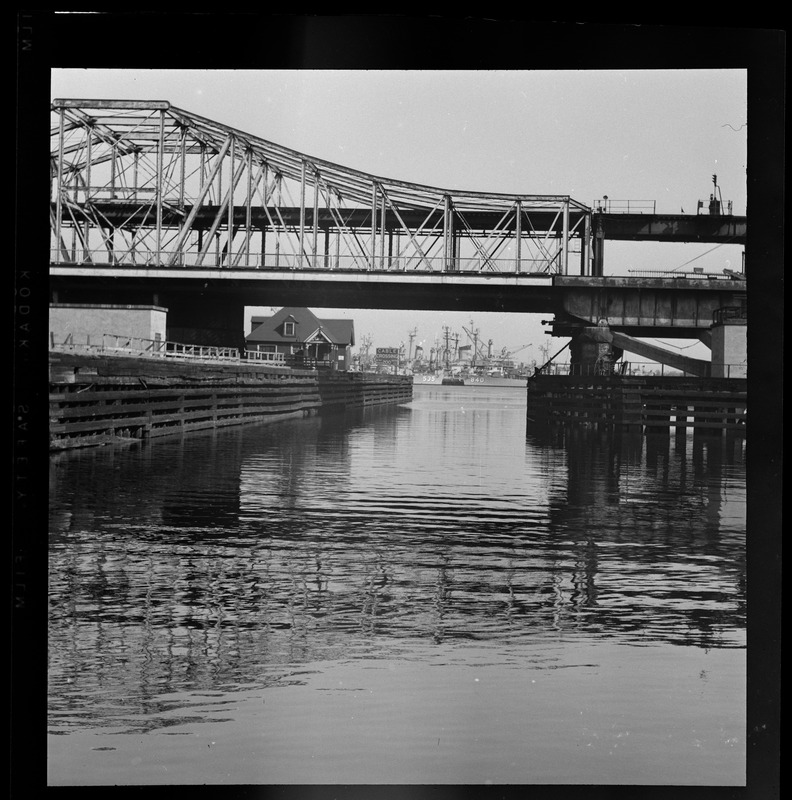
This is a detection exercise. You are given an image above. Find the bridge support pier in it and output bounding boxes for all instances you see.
[569,323,623,375]
[710,315,747,378]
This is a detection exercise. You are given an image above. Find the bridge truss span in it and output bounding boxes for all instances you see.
[50,99,592,276]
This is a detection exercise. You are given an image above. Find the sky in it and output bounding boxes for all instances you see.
[50,68,748,364]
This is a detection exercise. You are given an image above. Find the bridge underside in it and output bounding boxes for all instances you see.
[549,276,746,339]
[49,269,746,351]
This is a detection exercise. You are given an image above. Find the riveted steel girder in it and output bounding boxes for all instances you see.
[554,276,747,335]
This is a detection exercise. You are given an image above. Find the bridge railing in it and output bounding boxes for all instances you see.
[50,333,240,362]
[535,361,747,378]
[50,248,559,275]
[48,334,342,370]
[592,199,657,214]
[627,269,731,280]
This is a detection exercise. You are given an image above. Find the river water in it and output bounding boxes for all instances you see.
[47,385,747,786]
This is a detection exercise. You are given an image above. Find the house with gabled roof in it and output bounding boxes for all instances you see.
[246,307,355,370]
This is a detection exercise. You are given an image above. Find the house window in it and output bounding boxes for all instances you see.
[284,321,295,336]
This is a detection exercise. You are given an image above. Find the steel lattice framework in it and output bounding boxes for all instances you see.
[50,99,592,275]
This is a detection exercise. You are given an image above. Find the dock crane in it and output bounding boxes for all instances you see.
[501,343,534,359]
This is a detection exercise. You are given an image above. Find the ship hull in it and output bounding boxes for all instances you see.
[462,375,527,388]
[413,371,445,385]
[413,371,527,388]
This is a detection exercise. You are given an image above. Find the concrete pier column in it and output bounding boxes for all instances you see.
[711,317,747,378]
[569,323,624,376]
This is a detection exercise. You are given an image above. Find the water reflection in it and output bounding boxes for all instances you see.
[527,426,746,651]
[49,395,745,737]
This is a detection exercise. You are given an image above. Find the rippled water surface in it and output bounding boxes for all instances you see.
[48,385,747,785]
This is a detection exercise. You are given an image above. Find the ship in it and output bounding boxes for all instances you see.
[407,322,533,387]
[456,371,528,388]
[412,365,528,388]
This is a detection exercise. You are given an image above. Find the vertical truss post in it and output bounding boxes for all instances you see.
[312,174,319,268]
[592,214,604,276]
[245,149,253,267]
[55,111,64,263]
[215,148,222,203]
[109,141,116,200]
[562,198,569,275]
[275,176,282,269]
[393,230,400,270]
[83,219,90,264]
[155,110,165,263]
[335,217,340,270]
[179,129,186,208]
[71,172,78,259]
[515,200,522,273]
[299,160,307,269]
[581,211,591,275]
[370,184,378,270]
[199,145,205,202]
[130,152,138,264]
[227,136,236,264]
[379,193,386,269]
[324,226,330,269]
[85,126,92,204]
[443,195,450,272]
[83,130,92,263]
[261,162,268,265]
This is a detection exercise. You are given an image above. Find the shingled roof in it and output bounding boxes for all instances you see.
[247,308,355,346]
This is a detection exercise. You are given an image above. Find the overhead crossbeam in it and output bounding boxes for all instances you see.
[50,99,592,275]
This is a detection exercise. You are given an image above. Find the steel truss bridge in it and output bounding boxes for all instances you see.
[50,99,601,275]
[49,99,747,357]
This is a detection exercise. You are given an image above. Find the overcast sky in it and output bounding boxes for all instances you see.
[50,68,748,361]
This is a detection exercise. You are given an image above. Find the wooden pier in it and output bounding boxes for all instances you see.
[49,351,412,450]
[525,374,746,435]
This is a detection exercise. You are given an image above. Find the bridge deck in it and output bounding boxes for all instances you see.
[49,265,746,338]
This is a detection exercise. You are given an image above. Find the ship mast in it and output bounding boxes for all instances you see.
[407,327,417,361]
[442,326,452,369]
[462,322,484,367]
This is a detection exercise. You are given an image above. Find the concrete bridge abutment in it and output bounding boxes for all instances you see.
[51,284,249,352]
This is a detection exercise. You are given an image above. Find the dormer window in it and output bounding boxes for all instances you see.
[283,321,295,336]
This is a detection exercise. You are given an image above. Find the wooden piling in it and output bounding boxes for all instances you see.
[49,352,412,450]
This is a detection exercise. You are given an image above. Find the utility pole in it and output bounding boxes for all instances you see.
[360,334,372,371]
